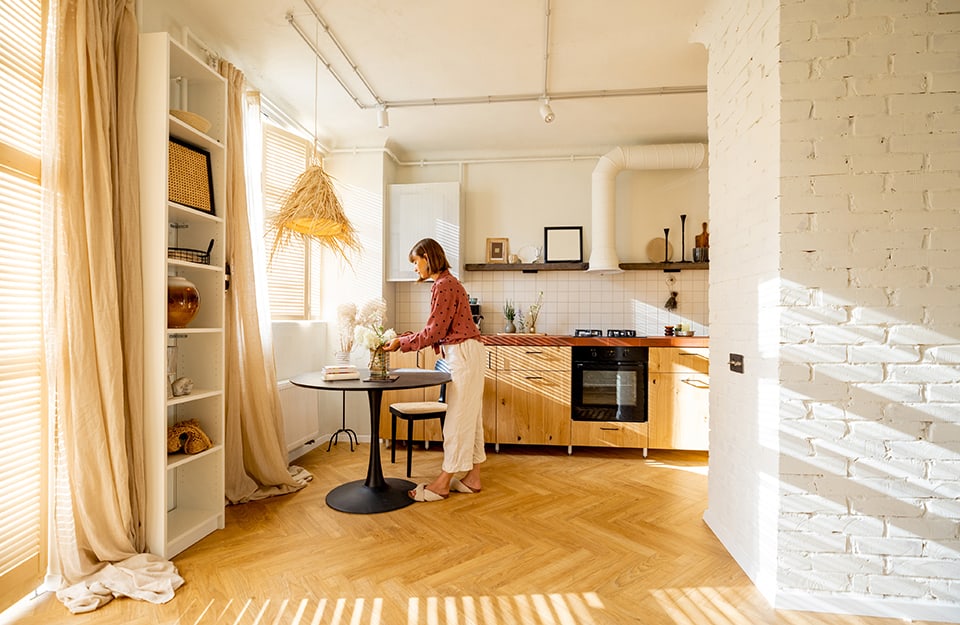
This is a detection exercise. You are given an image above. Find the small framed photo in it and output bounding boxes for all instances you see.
[486,237,509,264]
[544,226,583,263]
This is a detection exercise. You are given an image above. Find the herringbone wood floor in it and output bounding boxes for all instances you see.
[3,443,950,625]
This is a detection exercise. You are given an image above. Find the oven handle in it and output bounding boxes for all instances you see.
[573,361,645,369]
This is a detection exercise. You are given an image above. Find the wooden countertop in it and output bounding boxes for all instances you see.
[477,334,709,348]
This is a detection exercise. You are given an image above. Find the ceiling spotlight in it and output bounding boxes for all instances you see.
[377,105,389,128]
[538,97,555,123]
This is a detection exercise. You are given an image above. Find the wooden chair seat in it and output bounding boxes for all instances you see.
[389,361,448,477]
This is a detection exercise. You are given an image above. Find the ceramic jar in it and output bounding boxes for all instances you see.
[167,275,201,328]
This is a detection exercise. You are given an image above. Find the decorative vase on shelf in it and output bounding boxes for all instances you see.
[167,275,200,328]
[504,319,516,334]
[368,347,390,380]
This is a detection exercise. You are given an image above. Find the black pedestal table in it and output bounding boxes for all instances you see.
[291,368,451,513]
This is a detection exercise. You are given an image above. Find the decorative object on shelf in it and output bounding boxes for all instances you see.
[166,345,178,398]
[166,418,213,454]
[168,238,214,265]
[515,244,541,264]
[664,325,675,336]
[486,237,508,263]
[167,275,201,328]
[169,109,212,134]
[268,162,360,263]
[544,226,583,263]
[168,137,215,215]
[515,307,526,333]
[171,376,194,397]
[503,300,516,333]
[694,221,710,262]
[352,297,397,380]
[680,214,688,262]
[665,291,678,311]
[663,228,671,264]
[526,291,544,334]
[645,238,673,263]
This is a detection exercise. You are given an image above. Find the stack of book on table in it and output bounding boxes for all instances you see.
[321,365,359,381]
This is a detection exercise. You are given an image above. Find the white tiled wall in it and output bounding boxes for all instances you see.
[393,268,709,337]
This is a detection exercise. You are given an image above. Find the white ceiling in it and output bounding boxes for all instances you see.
[150,0,710,160]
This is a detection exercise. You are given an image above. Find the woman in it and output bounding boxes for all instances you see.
[382,238,485,502]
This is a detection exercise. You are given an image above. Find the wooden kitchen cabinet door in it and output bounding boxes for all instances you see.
[648,373,709,450]
[482,348,498,443]
[496,370,571,446]
[571,420,648,448]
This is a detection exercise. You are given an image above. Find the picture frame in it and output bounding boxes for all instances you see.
[544,226,583,263]
[168,136,215,215]
[485,237,509,264]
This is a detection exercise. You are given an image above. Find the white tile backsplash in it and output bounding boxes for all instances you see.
[393,269,709,337]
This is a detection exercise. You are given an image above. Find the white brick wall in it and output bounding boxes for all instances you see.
[701,0,960,621]
[777,0,960,619]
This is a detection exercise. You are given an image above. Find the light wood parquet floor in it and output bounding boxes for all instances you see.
[2,443,952,625]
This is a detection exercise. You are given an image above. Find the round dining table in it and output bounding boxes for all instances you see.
[291,367,451,513]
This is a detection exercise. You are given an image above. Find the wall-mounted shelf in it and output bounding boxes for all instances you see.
[465,262,588,273]
[464,261,708,273]
[620,262,709,272]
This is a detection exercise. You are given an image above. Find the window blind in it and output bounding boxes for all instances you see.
[262,124,315,319]
[0,0,47,612]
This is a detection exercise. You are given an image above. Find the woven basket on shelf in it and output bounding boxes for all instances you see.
[170,109,212,134]
[168,138,214,214]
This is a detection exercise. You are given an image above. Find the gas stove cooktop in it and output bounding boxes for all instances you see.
[573,329,637,338]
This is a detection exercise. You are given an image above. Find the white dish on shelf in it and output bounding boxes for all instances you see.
[516,245,540,264]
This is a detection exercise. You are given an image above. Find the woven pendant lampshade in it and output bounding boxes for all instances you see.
[269,161,360,261]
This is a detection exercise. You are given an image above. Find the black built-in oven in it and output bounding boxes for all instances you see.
[571,346,648,422]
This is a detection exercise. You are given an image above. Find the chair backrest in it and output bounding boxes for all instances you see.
[435,358,449,403]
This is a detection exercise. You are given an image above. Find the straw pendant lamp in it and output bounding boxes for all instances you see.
[269,37,360,262]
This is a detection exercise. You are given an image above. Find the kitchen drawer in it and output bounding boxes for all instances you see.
[571,421,648,448]
[648,347,709,374]
[496,345,570,371]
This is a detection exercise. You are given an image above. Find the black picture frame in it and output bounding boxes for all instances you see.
[544,226,583,263]
[167,136,215,215]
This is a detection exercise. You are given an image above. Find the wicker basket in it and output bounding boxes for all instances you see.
[170,109,212,134]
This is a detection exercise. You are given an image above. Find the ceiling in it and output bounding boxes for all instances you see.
[151,0,710,160]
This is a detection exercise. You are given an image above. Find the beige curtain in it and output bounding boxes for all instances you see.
[45,0,181,613]
[220,61,309,503]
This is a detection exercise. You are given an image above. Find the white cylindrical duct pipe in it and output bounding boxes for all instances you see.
[587,143,706,273]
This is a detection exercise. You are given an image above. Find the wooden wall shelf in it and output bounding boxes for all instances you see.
[464,261,708,273]
[465,262,587,273]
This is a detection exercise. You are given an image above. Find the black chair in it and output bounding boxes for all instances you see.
[389,359,449,477]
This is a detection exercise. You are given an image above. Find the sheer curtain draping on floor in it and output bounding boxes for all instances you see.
[219,62,310,503]
[45,0,182,613]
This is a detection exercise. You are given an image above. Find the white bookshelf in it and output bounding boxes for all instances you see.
[137,32,227,559]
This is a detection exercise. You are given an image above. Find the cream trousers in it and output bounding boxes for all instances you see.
[440,339,486,474]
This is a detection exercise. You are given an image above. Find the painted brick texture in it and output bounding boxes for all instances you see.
[778,0,960,616]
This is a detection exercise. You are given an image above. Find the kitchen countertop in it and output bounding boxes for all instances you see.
[477,334,709,348]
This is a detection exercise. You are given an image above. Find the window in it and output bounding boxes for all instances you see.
[0,0,47,612]
[262,123,321,319]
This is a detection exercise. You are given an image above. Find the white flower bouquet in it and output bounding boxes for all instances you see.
[352,297,397,350]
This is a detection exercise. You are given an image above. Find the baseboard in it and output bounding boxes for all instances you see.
[776,590,960,623]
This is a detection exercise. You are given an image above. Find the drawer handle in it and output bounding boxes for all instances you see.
[600,426,621,431]
[681,378,709,389]
[524,375,543,380]
[679,352,708,359]
[524,350,544,355]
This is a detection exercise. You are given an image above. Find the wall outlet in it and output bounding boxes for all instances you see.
[729,353,744,374]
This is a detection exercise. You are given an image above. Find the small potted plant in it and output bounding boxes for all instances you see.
[503,300,516,333]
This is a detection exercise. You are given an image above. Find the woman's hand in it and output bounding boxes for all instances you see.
[383,338,401,352]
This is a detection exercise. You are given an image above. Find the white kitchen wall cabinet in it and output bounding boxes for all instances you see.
[137,32,227,558]
[387,182,461,281]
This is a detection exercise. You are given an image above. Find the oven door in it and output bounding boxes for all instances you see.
[572,361,647,422]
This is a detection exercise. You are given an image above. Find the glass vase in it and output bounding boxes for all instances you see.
[368,347,390,380]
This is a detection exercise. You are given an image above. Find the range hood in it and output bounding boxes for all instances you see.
[587,143,706,273]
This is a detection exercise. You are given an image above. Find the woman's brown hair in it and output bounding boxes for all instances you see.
[408,238,450,281]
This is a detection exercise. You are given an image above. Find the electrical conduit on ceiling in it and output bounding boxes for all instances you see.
[587,143,706,273]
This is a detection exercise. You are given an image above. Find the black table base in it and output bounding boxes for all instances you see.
[325,477,417,514]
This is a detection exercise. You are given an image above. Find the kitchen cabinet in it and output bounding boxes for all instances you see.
[138,32,227,558]
[570,421,647,449]
[648,347,709,450]
[495,346,571,446]
[387,182,461,281]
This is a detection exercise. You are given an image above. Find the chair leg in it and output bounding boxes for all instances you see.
[391,415,397,465]
[406,419,414,478]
